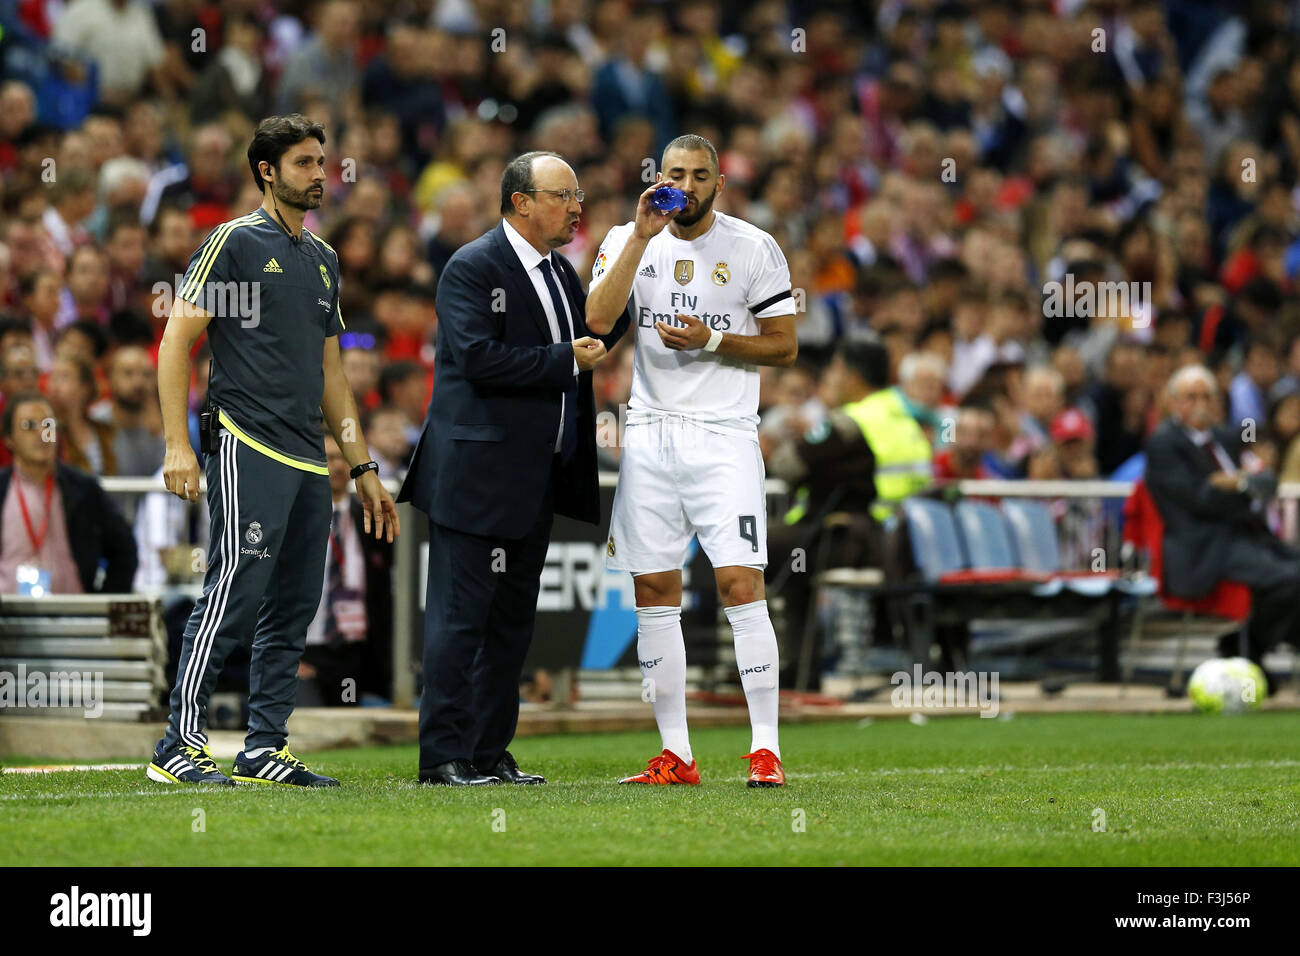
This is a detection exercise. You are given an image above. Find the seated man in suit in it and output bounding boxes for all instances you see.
[1145,364,1300,671]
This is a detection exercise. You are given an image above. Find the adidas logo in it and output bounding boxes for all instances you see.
[263,258,283,273]
[639,264,657,278]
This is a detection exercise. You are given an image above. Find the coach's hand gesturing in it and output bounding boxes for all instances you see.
[163,441,202,501]
[573,336,608,371]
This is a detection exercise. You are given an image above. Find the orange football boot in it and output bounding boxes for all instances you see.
[617,749,700,785]
[742,749,785,787]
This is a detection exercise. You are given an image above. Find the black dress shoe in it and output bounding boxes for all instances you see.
[480,751,546,785]
[418,759,500,786]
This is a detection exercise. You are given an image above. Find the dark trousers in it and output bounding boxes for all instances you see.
[765,513,885,690]
[163,431,330,752]
[418,466,555,772]
[299,642,365,707]
[1219,533,1300,661]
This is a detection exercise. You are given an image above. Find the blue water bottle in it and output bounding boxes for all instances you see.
[652,185,689,213]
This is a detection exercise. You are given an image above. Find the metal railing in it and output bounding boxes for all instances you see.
[78,475,1300,706]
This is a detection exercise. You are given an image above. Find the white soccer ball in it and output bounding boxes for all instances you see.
[1187,657,1268,714]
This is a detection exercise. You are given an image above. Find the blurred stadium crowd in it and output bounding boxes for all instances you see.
[2,0,1300,591]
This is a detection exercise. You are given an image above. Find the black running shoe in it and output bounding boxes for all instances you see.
[230,746,339,787]
[146,742,235,786]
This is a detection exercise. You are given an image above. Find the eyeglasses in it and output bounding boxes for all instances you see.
[18,419,46,431]
[526,188,585,204]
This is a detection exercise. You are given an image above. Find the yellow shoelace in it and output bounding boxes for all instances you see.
[183,745,221,775]
[271,746,307,770]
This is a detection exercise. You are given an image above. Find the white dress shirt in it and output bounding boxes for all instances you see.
[1185,426,1238,475]
[501,218,579,453]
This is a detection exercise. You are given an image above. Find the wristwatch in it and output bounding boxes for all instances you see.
[350,460,379,480]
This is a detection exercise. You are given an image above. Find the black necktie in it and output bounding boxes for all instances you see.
[538,258,577,463]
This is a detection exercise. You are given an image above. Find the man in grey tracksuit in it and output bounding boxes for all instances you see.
[146,115,400,788]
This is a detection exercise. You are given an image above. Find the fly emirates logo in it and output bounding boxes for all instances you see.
[637,292,733,331]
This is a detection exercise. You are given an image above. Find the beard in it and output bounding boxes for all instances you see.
[273,178,323,210]
[673,186,717,227]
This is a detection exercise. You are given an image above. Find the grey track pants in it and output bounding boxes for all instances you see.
[162,431,330,752]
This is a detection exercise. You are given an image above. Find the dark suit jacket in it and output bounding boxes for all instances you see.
[1144,417,1262,598]
[0,463,138,592]
[397,222,629,538]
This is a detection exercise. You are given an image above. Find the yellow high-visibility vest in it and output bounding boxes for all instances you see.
[845,388,933,521]
[785,387,932,525]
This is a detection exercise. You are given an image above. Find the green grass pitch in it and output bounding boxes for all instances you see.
[3,713,1298,866]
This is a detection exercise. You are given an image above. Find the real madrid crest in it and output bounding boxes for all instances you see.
[245,521,263,545]
[607,535,616,557]
[320,264,331,289]
[712,262,730,286]
[674,259,694,285]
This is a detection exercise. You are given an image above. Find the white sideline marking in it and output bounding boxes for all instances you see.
[0,790,197,802]
[1,759,1296,798]
[797,759,1300,778]
[2,763,145,775]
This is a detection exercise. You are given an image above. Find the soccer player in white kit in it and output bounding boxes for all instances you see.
[586,135,797,787]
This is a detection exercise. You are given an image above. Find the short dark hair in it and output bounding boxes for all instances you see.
[500,150,562,215]
[56,352,97,399]
[108,308,154,347]
[379,359,423,400]
[0,316,34,344]
[247,114,326,193]
[106,211,145,240]
[836,339,891,390]
[662,134,719,176]
[17,270,54,299]
[2,391,54,438]
[1239,277,1282,311]
[928,257,969,283]
[59,319,109,359]
[149,203,189,238]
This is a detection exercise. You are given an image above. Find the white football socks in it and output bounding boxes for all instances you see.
[635,604,692,763]
[726,599,781,759]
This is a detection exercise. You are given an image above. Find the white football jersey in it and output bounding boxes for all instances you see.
[590,211,794,437]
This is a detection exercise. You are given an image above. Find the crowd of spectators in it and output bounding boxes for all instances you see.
[2,0,1300,600]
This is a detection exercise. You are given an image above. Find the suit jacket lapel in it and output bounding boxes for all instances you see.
[490,222,558,344]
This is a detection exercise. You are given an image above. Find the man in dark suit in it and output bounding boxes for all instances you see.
[1145,364,1300,667]
[398,151,629,786]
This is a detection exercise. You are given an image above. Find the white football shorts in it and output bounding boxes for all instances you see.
[605,418,768,574]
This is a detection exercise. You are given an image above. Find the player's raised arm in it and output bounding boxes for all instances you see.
[586,179,678,334]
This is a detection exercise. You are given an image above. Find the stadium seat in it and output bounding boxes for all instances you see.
[953,500,1022,574]
[902,498,1025,585]
[1121,480,1251,619]
[1120,479,1251,691]
[901,497,1134,680]
[999,498,1126,598]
